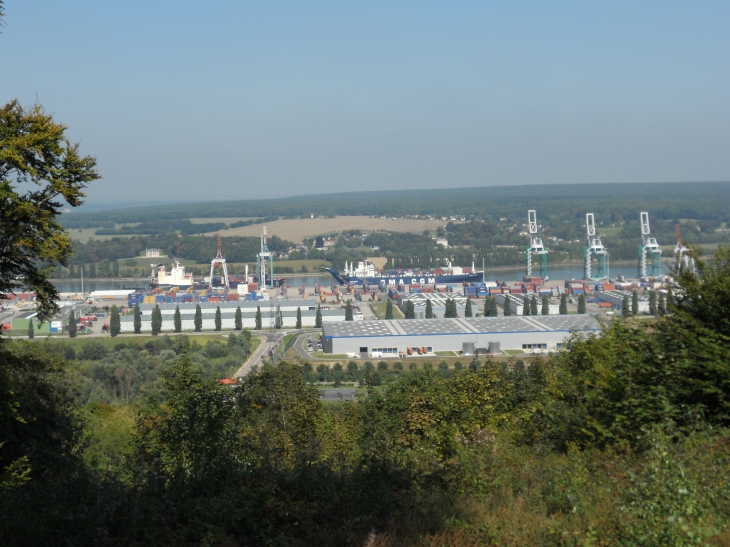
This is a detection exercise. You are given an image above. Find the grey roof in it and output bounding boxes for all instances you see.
[323,315,602,338]
[137,299,318,312]
[122,309,343,322]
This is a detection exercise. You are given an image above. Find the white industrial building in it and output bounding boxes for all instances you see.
[594,291,651,313]
[321,315,602,356]
[120,299,349,332]
[395,292,470,319]
[494,294,560,315]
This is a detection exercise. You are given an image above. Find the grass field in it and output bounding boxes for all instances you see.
[27,333,232,351]
[370,302,405,319]
[204,216,461,242]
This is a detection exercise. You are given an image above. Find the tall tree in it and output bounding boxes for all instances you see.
[0,100,100,320]
[530,295,538,316]
[173,305,181,333]
[112,260,119,277]
[194,304,203,332]
[523,297,530,316]
[490,297,499,317]
[385,299,393,320]
[425,299,434,318]
[68,310,76,338]
[315,304,322,328]
[649,291,657,316]
[657,292,667,316]
[483,297,492,317]
[632,290,639,316]
[559,293,568,315]
[503,296,512,316]
[27,319,34,339]
[404,300,415,319]
[214,306,222,331]
[110,304,120,337]
[465,298,473,317]
[541,295,550,315]
[235,306,242,330]
[296,307,302,329]
[89,262,96,278]
[133,304,142,334]
[275,305,283,329]
[577,294,586,314]
[345,300,353,321]
[255,305,262,330]
[622,294,631,317]
[151,304,162,336]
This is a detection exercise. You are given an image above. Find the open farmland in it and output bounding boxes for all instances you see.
[205,215,459,242]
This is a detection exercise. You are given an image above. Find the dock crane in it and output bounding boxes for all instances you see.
[674,224,695,273]
[257,225,274,289]
[526,209,548,279]
[208,234,229,292]
[584,213,608,280]
[638,212,662,278]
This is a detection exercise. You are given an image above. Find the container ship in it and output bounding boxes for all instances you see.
[325,260,484,286]
[150,260,206,290]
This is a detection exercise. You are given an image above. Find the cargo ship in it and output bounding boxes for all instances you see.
[325,260,484,286]
[150,260,206,290]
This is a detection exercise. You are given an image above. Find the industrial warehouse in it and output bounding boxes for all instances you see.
[119,299,351,332]
[321,315,602,356]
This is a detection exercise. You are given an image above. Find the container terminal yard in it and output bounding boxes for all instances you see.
[1,211,685,359]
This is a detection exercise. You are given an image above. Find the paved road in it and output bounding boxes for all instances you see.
[234,332,281,377]
[293,331,321,360]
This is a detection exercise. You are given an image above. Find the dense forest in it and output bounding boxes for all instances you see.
[4,248,730,545]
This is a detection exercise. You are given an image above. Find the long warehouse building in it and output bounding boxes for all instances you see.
[321,315,602,356]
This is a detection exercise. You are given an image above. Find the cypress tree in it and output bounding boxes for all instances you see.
[405,300,415,319]
[490,297,499,317]
[68,310,77,338]
[503,296,512,316]
[649,291,657,315]
[465,298,473,317]
[425,299,434,318]
[194,304,203,332]
[133,304,142,334]
[632,290,639,315]
[541,295,550,315]
[657,292,667,316]
[255,305,262,330]
[235,306,242,330]
[315,304,322,327]
[622,294,631,317]
[214,306,222,331]
[275,305,282,329]
[523,297,530,316]
[27,320,34,339]
[296,307,302,329]
[577,294,586,314]
[385,299,393,320]
[483,297,491,317]
[345,300,354,321]
[530,295,538,315]
[110,304,121,336]
[173,305,181,333]
[151,304,162,335]
[559,293,568,315]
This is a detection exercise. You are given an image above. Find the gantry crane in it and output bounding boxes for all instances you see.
[584,213,608,280]
[674,224,694,273]
[526,209,548,279]
[208,234,230,292]
[257,225,274,289]
[637,212,662,278]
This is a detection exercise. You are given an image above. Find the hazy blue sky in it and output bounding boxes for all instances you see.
[2,1,729,203]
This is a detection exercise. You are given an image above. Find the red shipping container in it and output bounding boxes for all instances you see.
[207,296,220,302]
[227,294,240,301]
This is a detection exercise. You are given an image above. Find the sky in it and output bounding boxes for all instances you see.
[2,1,729,204]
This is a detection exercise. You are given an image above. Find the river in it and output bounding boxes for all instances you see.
[51,262,661,293]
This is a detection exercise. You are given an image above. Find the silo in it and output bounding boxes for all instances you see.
[462,342,475,356]
[488,341,501,355]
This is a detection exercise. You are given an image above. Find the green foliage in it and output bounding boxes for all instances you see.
[235,305,242,330]
[110,304,120,336]
[632,289,639,315]
[151,304,162,336]
[577,294,586,314]
[425,298,434,318]
[503,296,512,316]
[523,297,530,316]
[649,290,657,315]
[0,100,100,321]
[464,298,473,317]
[214,305,221,331]
[173,305,181,333]
[658,291,667,316]
[623,294,631,317]
[530,295,538,315]
[444,298,458,318]
[194,303,202,332]
[133,304,141,333]
[541,295,550,315]
[404,300,415,319]
[295,306,301,329]
[385,299,393,320]
[27,320,34,339]
[345,300,354,321]
[68,309,76,338]
[560,292,568,315]
[255,304,262,330]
